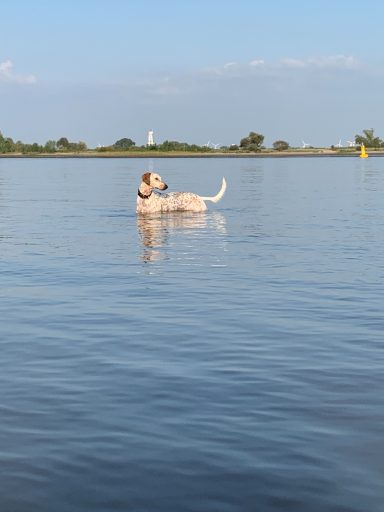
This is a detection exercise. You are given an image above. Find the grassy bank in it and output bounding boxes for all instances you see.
[1,149,384,158]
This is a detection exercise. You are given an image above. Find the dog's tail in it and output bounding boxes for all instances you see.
[200,177,227,203]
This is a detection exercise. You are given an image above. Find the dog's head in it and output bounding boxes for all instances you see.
[141,172,168,191]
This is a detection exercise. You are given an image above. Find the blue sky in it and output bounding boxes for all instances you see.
[1,0,384,148]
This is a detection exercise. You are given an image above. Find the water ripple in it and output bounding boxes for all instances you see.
[1,157,384,511]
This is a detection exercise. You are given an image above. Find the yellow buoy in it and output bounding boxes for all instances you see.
[360,143,368,158]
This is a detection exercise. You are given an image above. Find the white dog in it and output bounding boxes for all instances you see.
[136,172,227,214]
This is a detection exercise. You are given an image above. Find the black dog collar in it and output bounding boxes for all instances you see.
[137,189,152,199]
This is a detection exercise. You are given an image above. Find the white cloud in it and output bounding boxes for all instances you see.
[223,62,238,69]
[0,60,37,84]
[280,55,359,70]
[249,59,265,67]
[203,59,265,77]
[199,55,359,80]
[279,58,306,69]
[104,53,362,102]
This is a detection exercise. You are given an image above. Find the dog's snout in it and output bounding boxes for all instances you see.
[163,184,168,190]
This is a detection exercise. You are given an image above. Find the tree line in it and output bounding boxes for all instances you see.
[0,129,382,154]
[355,129,384,148]
[98,138,214,153]
[0,134,88,154]
[238,129,384,151]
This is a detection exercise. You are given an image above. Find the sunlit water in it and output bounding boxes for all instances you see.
[1,156,383,512]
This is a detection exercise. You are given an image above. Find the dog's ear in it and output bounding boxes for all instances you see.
[142,172,151,185]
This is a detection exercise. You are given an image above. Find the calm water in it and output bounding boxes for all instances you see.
[1,156,383,512]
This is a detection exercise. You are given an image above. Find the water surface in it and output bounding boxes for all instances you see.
[1,156,383,511]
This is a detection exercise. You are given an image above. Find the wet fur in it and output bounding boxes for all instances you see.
[136,172,226,214]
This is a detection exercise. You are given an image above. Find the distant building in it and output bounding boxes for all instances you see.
[147,130,154,146]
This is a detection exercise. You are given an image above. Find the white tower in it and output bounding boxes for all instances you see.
[147,130,154,146]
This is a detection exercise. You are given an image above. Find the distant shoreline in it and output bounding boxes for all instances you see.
[1,150,384,158]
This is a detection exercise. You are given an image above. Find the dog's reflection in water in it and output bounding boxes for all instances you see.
[137,212,226,263]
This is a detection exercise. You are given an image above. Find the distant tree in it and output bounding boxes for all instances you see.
[355,128,384,148]
[15,140,24,153]
[0,132,16,153]
[239,131,264,152]
[158,140,178,151]
[159,140,194,151]
[273,140,289,151]
[188,144,203,152]
[44,140,57,153]
[67,141,87,152]
[31,142,42,152]
[229,144,239,151]
[113,137,136,150]
[76,141,87,152]
[22,142,43,153]
[56,137,70,150]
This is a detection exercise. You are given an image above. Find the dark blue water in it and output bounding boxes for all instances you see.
[1,156,383,511]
